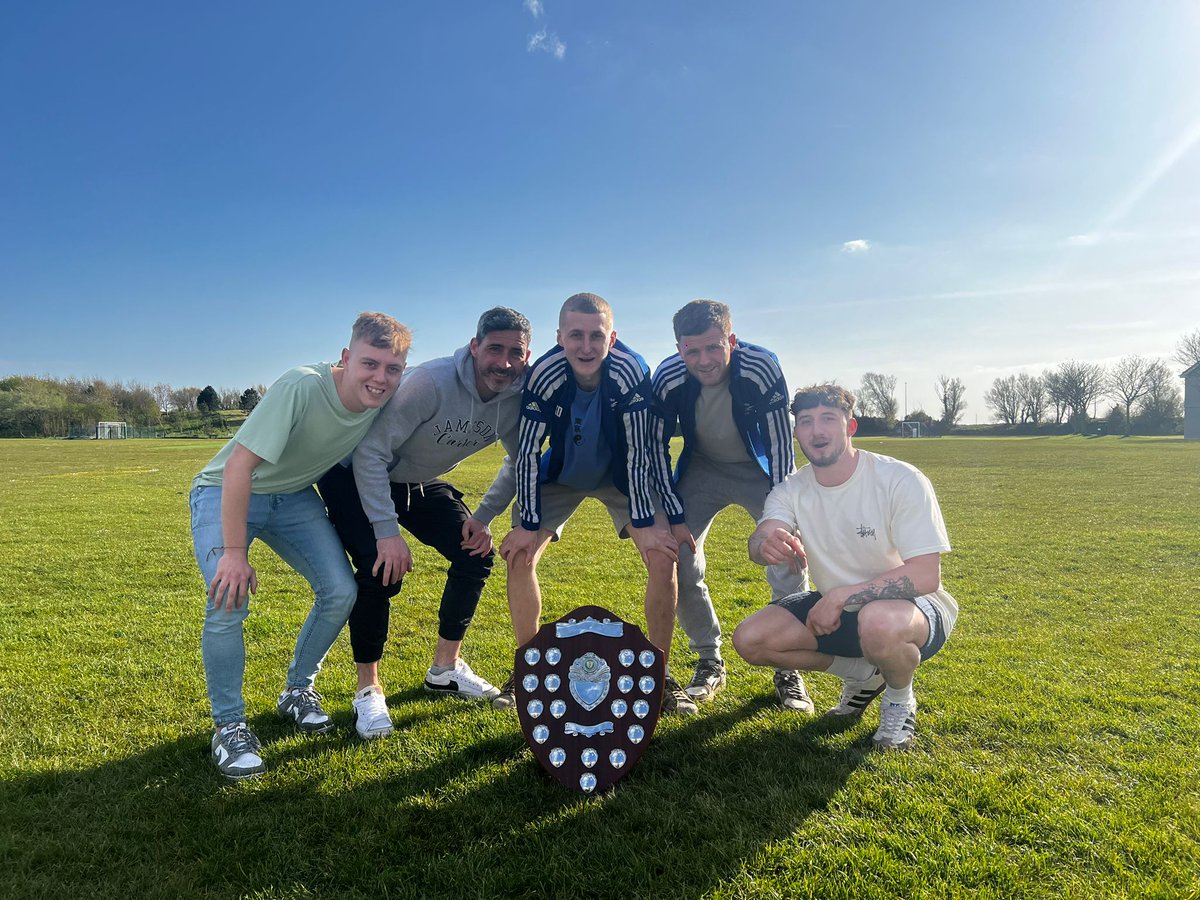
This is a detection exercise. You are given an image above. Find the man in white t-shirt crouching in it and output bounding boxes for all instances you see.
[732,383,958,751]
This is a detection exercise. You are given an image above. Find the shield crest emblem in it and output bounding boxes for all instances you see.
[568,652,610,710]
[515,604,665,794]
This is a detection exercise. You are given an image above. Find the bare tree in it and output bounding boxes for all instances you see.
[1042,368,1068,424]
[219,388,241,410]
[1138,359,1182,431]
[984,375,1021,425]
[859,372,899,425]
[151,382,173,413]
[1054,360,1106,430]
[1016,373,1046,424]
[934,375,967,427]
[1107,355,1157,435]
[1175,328,1200,370]
[169,386,200,412]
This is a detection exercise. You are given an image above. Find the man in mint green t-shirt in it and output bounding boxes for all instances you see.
[190,312,409,780]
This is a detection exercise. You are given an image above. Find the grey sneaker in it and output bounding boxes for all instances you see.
[491,673,517,711]
[685,658,727,702]
[663,674,698,716]
[211,722,265,780]
[277,686,334,734]
[872,699,917,751]
[827,671,886,718]
[424,659,501,701]
[773,669,815,714]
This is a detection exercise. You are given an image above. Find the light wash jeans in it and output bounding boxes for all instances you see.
[190,484,356,727]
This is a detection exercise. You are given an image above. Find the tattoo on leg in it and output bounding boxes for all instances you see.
[843,576,916,611]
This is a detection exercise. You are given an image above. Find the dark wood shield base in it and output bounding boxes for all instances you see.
[515,604,665,794]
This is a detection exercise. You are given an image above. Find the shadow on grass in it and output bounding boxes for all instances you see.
[3,695,866,899]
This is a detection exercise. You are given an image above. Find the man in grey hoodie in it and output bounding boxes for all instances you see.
[317,307,532,739]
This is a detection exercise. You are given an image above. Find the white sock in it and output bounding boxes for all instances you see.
[826,656,877,682]
[883,682,915,707]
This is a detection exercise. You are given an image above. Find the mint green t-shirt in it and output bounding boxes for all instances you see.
[192,363,380,495]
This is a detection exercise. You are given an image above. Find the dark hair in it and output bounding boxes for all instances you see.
[560,292,613,330]
[672,299,731,341]
[791,383,856,418]
[475,307,532,344]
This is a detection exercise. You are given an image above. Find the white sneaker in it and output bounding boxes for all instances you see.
[424,658,500,701]
[352,686,393,740]
[826,671,886,717]
[211,722,266,780]
[872,700,918,751]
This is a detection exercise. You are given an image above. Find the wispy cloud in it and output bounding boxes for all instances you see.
[528,28,566,60]
[1103,118,1200,227]
[523,0,543,18]
[1064,227,1200,248]
[841,239,870,253]
[1071,117,1200,244]
[746,268,1200,317]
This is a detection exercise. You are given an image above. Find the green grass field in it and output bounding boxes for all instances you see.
[1,436,1197,899]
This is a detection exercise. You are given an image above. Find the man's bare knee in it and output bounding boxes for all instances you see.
[858,603,923,656]
[642,548,675,578]
[732,618,768,665]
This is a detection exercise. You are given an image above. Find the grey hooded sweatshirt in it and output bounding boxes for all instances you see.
[352,344,523,540]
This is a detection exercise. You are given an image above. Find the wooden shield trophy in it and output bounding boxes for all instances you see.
[514,605,665,793]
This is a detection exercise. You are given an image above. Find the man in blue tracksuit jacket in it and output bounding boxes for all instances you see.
[651,299,812,712]
[498,291,697,714]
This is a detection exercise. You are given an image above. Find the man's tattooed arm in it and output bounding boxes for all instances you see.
[841,575,917,612]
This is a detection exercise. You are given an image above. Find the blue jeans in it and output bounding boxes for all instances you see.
[190,484,357,727]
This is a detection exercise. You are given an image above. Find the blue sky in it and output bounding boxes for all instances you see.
[3,2,1198,420]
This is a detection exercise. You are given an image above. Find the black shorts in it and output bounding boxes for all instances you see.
[770,590,947,661]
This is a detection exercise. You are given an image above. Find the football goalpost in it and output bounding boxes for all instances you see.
[900,421,924,438]
[96,421,128,439]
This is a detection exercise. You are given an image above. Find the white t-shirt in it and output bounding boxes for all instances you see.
[760,449,958,633]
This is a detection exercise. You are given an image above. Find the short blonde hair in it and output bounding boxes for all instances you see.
[351,312,412,353]
[559,292,613,331]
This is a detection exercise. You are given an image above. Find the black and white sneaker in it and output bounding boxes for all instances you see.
[277,686,335,734]
[211,722,266,780]
[827,671,886,718]
[685,658,727,702]
[424,659,500,702]
[491,672,517,711]
[773,669,815,714]
[663,674,699,716]
[872,699,918,751]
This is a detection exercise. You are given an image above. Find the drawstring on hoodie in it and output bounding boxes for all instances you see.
[402,481,427,512]
[388,345,515,515]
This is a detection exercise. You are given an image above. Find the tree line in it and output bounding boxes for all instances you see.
[850,328,1197,437]
[0,376,266,438]
[4,328,1196,439]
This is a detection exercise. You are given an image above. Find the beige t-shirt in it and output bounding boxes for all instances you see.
[761,449,958,632]
[693,382,748,464]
